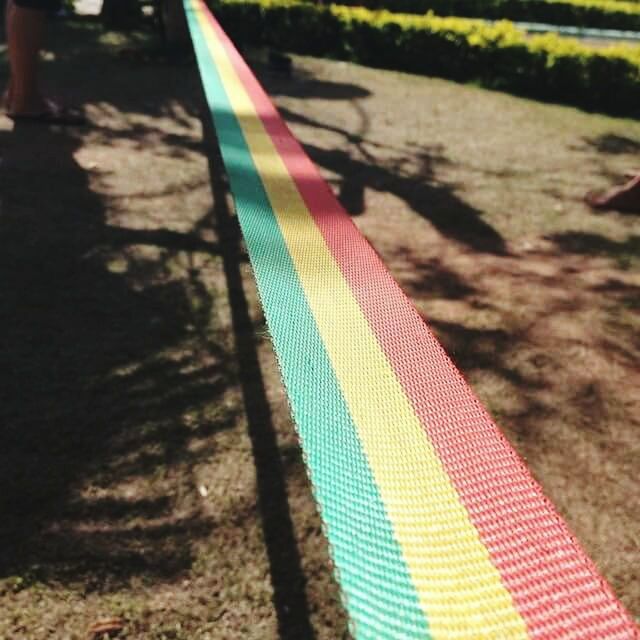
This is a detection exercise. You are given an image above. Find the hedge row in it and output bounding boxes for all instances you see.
[298,0,640,33]
[213,0,640,114]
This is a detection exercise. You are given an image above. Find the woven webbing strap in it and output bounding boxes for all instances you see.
[184,1,638,637]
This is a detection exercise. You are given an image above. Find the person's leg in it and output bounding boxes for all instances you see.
[3,0,14,108]
[5,0,47,115]
[5,0,84,123]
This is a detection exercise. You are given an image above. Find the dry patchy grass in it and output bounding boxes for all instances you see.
[0,18,638,639]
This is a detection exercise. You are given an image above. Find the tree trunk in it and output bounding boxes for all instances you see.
[160,0,188,47]
[101,0,142,30]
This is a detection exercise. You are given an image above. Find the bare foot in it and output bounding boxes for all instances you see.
[585,174,640,213]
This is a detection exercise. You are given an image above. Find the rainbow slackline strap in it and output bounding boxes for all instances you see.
[183,1,638,637]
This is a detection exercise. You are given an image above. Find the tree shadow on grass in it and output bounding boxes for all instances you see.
[547,231,640,265]
[302,138,506,253]
[583,133,640,156]
[0,125,232,590]
[257,65,506,254]
[0,17,326,638]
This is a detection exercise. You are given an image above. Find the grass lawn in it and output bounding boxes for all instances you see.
[1,16,638,639]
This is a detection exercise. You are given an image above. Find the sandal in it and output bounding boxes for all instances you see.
[7,103,86,126]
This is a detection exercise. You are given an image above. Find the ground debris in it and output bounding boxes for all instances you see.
[87,618,124,639]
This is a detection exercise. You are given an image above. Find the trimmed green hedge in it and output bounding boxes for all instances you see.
[299,0,640,33]
[213,0,640,113]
